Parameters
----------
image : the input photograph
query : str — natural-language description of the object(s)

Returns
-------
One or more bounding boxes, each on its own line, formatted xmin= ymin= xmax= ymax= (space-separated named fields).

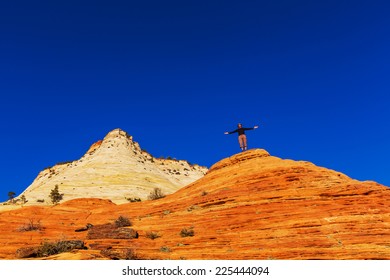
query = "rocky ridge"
xmin=0 ymin=149 xmax=389 ymax=260
xmin=12 ymin=128 xmax=207 ymax=205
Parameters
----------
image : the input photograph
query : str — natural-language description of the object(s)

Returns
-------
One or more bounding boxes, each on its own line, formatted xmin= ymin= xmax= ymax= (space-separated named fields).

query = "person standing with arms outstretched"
xmin=224 ymin=123 xmax=259 ymax=151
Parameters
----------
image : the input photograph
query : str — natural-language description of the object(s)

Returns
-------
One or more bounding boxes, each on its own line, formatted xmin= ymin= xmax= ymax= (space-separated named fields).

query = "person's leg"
xmin=238 ymin=135 xmax=244 ymax=150
xmin=242 ymin=135 xmax=247 ymax=150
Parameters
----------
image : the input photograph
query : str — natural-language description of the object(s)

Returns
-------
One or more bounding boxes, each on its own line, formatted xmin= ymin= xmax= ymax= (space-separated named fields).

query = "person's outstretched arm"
xmin=224 ymin=129 xmax=238 ymax=135
xmin=241 ymin=125 xmax=259 ymax=131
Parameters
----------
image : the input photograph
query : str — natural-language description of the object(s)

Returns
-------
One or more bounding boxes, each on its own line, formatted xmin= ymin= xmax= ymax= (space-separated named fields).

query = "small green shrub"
xmin=180 ymin=227 xmax=195 ymax=237
xmin=126 ymin=197 xmax=141 ymax=203
xmin=115 ymin=216 xmax=132 ymax=227
xmin=148 ymin=188 xmax=165 ymax=200
xmin=7 ymin=191 xmax=16 ymax=203
xmin=160 ymin=246 xmax=171 ymax=253
xmin=20 ymin=195 xmax=28 ymax=204
xmin=146 ymin=231 xmax=161 ymax=240
xmin=49 ymin=185 xmax=63 ymax=204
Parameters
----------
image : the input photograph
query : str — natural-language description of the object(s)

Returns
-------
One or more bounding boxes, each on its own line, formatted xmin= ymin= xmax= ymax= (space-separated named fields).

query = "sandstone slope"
xmin=10 ymin=128 xmax=207 ymax=206
xmin=0 ymin=149 xmax=389 ymax=260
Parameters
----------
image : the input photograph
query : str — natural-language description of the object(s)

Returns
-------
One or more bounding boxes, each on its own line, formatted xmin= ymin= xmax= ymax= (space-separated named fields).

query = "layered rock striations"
xmin=15 ymin=128 xmax=207 ymax=205
xmin=0 ymin=149 xmax=389 ymax=260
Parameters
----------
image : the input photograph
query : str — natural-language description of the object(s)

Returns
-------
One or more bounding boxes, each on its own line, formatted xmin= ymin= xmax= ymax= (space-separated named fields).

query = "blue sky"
xmin=0 ymin=0 xmax=389 ymax=202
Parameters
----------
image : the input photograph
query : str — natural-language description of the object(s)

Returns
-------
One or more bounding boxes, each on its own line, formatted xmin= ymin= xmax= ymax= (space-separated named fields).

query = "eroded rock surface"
xmin=1 ymin=149 xmax=389 ymax=260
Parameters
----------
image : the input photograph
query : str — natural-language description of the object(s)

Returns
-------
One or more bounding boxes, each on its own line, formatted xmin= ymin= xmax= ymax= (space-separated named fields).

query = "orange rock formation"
xmin=0 ymin=149 xmax=389 ymax=260
xmin=86 ymin=140 xmax=103 ymax=154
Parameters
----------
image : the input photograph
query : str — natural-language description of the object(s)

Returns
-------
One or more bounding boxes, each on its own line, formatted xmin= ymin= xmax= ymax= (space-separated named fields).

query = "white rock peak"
xmin=17 ymin=128 xmax=208 ymax=205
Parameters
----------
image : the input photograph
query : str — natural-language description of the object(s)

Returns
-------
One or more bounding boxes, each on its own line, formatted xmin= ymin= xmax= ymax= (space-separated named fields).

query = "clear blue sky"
xmin=1 ymin=0 xmax=389 ymax=202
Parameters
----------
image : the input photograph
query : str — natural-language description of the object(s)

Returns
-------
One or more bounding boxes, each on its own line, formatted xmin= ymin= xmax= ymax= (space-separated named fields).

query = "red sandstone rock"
xmin=0 ymin=149 xmax=389 ymax=260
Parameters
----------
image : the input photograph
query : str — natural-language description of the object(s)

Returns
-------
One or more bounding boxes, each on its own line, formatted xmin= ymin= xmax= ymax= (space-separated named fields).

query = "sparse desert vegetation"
xmin=146 ymin=231 xmax=161 ymax=240
xmin=180 ymin=227 xmax=195 ymax=237
xmin=114 ymin=215 xmax=132 ymax=227
xmin=49 ymin=185 xmax=63 ymax=204
xmin=148 ymin=187 xmax=165 ymax=200
xmin=18 ymin=219 xmax=43 ymax=232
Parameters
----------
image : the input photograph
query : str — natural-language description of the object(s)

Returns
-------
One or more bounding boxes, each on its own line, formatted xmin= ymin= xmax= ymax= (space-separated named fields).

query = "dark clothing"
xmin=228 ymin=127 xmax=254 ymax=136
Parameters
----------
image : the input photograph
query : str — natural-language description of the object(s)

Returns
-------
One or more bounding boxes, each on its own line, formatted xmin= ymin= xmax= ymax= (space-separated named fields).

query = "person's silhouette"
xmin=224 ymin=123 xmax=259 ymax=151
